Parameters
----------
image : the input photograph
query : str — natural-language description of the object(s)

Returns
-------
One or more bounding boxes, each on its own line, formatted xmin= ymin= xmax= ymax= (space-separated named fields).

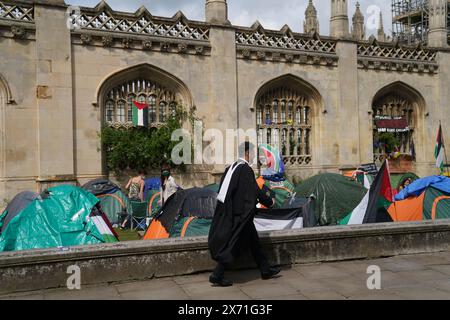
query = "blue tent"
xmin=144 ymin=177 xmax=161 ymax=200
xmin=395 ymin=176 xmax=450 ymax=201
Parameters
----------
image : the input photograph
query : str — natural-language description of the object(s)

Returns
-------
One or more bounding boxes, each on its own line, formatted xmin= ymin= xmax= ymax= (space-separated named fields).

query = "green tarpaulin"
xmin=0 ymin=185 xmax=117 ymax=252
xmin=294 ymin=173 xmax=367 ymax=226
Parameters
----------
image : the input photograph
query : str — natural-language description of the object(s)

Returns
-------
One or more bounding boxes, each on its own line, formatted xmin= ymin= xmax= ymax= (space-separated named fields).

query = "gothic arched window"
xmin=104 ymin=78 xmax=178 ymax=127
xmin=372 ymin=95 xmax=415 ymax=163
xmin=256 ymin=87 xmax=313 ymax=166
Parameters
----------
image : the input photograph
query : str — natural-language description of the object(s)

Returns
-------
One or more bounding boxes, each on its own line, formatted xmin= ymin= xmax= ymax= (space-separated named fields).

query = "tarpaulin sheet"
xmin=0 ymin=185 xmax=109 ymax=252
xmin=395 ymin=176 xmax=450 ymax=201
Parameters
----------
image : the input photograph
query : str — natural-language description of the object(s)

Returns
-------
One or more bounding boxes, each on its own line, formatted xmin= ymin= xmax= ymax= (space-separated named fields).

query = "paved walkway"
xmin=2 ymin=251 xmax=450 ymax=300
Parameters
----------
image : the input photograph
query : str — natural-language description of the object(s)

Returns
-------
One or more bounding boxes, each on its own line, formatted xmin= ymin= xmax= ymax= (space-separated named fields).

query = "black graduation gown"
xmin=208 ymin=162 xmax=273 ymax=264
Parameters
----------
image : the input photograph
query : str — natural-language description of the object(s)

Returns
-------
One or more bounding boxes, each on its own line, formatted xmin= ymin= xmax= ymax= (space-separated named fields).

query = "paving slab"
xmin=2 ymin=251 xmax=450 ymax=300
xmin=44 ymin=285 xmax=121 ymax=300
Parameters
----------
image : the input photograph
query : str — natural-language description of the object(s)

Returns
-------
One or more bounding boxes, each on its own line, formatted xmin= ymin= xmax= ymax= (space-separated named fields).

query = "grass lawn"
xmin=113 ymin=228 xmax=142 ymax=241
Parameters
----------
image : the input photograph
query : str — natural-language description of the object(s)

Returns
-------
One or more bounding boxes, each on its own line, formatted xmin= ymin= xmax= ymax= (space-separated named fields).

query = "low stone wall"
xmin=1 ymin=220 xmax=449 ymax=295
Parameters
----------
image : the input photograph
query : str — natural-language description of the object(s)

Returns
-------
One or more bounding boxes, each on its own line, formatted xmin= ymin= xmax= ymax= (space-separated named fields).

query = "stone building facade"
xmin=0 ymin=0 xmax=449 ymax=204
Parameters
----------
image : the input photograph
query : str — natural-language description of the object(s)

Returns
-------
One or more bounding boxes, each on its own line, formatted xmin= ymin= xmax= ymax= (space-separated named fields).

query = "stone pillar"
xmin=205 ymin=0 xmax=230 ymax=25
xmin=34 ymin=1 xmax=76 ymax=187
xmin=428 ymin=0 xmax=448 ymax=47
xmin=336 ymin=41 xmax=360 ymax=167
xmin=330 ymin=0 xmax=350 ymax=38
xmin=204 ymin=0 xmax=237 ymax=174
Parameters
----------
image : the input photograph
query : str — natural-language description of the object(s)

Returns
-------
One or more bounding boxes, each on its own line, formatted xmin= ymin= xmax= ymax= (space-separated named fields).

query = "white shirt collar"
xmin=238 ymin=158 xmax=249 ymax=165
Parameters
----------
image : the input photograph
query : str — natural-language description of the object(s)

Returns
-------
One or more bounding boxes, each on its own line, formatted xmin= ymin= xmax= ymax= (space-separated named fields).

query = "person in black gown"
xmin=208 ymin=142 xmax=281 ymax=287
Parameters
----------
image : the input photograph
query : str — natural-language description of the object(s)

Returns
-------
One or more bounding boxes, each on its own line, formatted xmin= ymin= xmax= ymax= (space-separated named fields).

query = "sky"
xmin=66 ymin=0 xmax=393 ymax=37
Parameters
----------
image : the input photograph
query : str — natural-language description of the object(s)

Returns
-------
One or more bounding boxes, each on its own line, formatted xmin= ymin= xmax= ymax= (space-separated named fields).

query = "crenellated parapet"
xmin=69 ymin=1 xmax=211 ymax=55
xmin=0 ymin=1 xmax=35 ymax=40
xmin=235 ymin=22 xmax=338 ymax=67
xmin=357 ymin=38 xmax=439 ymax=74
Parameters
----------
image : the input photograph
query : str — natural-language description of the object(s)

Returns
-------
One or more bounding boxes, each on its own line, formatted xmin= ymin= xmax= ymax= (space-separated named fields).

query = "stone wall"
xmin=0 ymin=1 xmax=449 ymax=203
xmin=0 ymin=220 xmax=449 ymax=295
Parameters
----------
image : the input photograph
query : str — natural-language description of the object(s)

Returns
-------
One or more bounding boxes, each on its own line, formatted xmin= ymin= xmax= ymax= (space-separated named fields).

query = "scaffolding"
xmin=392 ymin=0 xmax=429 ymax=45
xmin=392 ymin=0 xmax=450 ymax=45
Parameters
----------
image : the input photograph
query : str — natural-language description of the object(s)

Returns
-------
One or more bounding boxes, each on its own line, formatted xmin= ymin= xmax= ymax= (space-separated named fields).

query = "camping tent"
xmin=82 ymin=179 xmax=132 ymax=224
xmin=0 ymin=185 xmax=118 ymax=252
xmin=387 ymin=176 xmax=450 ymax=222
xmin=204 ymin=183 xmax=220 ymax=193
xmin=0 ymin=191 xmax=38 ymax=233
xmin=390 ymin=172 xmax=420 ymax=191
xmin=144 ymin=188 xmax=217 ymax=240
xmin=146 ymin=189 xmax=161 ymax=217
xmin=144 ymin=187 xmax=318 ymax=240
xmin=144 ymin=177 xmax=161 ymax=200
xmin=294 ymin=173 xmax=367 ymax=226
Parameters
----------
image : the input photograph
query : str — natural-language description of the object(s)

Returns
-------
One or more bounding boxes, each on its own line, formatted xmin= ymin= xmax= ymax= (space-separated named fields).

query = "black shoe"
xmin=209 ymin=274 xmax=233 ymax=287
xmin=261 ymin=267 xmax=281 ymax=280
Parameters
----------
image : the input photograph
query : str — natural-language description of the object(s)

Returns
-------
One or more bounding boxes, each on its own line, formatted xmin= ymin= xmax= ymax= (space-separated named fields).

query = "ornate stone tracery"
xmin=104 ymin=78 xmax=178 ymax=129
xmin=357 ymin=41 xmax=439 ymax=73
xmin=0 ymin=1 xmax=34 ymax=22
xmin=256 ymin=87 xmax=313 ymax=167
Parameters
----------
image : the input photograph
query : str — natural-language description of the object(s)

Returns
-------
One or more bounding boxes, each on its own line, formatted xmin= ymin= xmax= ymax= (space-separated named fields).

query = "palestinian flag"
xmin=435 ymin=124 xmax=445 ymax=173
xmin=343 ymin=160 xmax=394 ymax=225
xmin=89 ymin=214 xmax=118 ymax=243
xmin=258 ymin=144 xmax=285 ymax=175
xmin=132 ymin=101 xmax=149 ymax=127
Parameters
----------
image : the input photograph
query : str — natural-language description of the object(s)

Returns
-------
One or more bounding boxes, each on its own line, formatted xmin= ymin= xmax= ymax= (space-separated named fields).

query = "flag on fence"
xmin=132 ymin=101 xmax=149 ymax=127
xmin=435 ymin=124 xmax=445 ymax=173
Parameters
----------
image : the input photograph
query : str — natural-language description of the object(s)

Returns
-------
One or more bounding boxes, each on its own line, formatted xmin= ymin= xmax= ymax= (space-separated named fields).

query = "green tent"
xmin=146 ymin=189 xmax=161 ymax=217
xmin=294 ymin=173 xmax=367 ymax=226
xmin=0 ymin=185 xmax=118 ymax=252
xmin=423 ymin=187 xmax=450 ymax=220
xmin=390 ymin=172 xmax=420 ymax=191
xmin=204 ymin=183 xmax=220 ymax=193
xmin=97 ymin=189 xmax=133 ymax=224
xmin=170 ymin=217 xmax=212 ymax=238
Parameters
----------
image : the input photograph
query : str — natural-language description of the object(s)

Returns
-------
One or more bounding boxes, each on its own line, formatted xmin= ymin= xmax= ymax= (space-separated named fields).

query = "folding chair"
xmin=130 ymin=201 xmax=149 ymax=231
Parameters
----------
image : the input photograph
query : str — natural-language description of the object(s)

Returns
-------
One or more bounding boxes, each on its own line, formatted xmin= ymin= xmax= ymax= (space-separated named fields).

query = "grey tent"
xmin=1 ymin=191 xmax=38 ymax=233
xmin=82 ymin=179 xmax=120 ymax=196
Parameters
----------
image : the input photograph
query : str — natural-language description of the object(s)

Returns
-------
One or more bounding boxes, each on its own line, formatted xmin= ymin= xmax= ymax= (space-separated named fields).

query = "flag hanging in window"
xmin=132 ymin=101 xmax=149 ymax=127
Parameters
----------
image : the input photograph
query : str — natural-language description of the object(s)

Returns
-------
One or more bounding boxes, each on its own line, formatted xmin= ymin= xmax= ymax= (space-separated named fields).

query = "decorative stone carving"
xmin=11 ymin=25 xmax=26 ymax=39
xmin=236 ymin=27 xmax=336 ymax=54
xmin=72 ymin=8 xmax=209 ymax=41
xmin=177 ymin=43 xmax=187 ymax=53
xmin=160 ymin=42 xmax=170 ymax=52
xmin=357 ymin=41 xmax=438 ymax=74
xmin=242 ymin=49 xmax=251 ymax=59
xmin=285 ymin=54 xmax=294 ymax=63
xmin=80 ymin=34 xmax=92 ymax=45
xmin=0 ymin=2 xmax=34 ymax=22
xmin=142 ymin=40 xmax=152 ymax=50
xmin=122 ymin=37 xmax=132 ymax=49
xmin=195 ymin=45 xmax=204 ymax=55
xmin=102 ymin=35 xmax=113 ymax=47
xmin=256 ymin=51 xmax=266 ymax=60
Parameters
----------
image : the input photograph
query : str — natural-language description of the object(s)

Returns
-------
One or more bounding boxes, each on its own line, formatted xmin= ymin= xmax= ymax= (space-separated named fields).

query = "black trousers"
xmin=213 ymin=220 xmax=270 ymax=279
